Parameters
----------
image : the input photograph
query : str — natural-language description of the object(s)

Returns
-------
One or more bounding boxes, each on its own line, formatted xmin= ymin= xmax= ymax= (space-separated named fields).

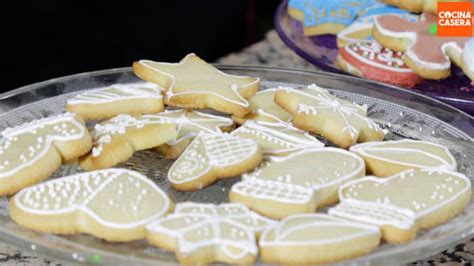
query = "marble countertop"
xmin=0 ymin=30 xmax=472 ymax=265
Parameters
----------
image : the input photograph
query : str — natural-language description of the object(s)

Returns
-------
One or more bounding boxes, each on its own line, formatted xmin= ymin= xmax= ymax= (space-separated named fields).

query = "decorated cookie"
xmin=231 ymin=88 xmax=292 ymax=125
xmin=168 ymin=132 xmax=262 ymax=190
xmin=259 ymin=214 xmax=381 ymax=264
xmin=146 ymin=202 xmax=275 ymax=265
xmin=337 ymin=41 xmax=422 ymax=88
xmin=66 ymin=83 xmax=164 ymax=120
xmin=337 ymin=4 xmax=415 ymax=47
xmin=350 ymin=139 xmax=457 ymax=177
xmin=10 ymin=169 xmax=172 ymax=242
xmin=149 ymin=110 xmax=233 ymax=159
xmin=303 ymin=0 xmax=376 ymax=36
xmin=133 ymin=53 xmax=260 ymax=117
xmin=231 ymin=120 xmax=324 ymax=156
xmin=274 ymin=84 xmax=385 ymax=148
xmin=373 ymin=13 xmax=469 ymax=80
xmin=230 ymin=148 xmax=365 ymax=219
xmin=329 ymin=168 xmax=471 ymax=243
xmin=79 ymin=114 xmax=177 ymax=170
xmin=0 ymin=113 xmax=91 ymax=195
xmin=380 ymin=0 xmax=464 ymax=13
xmin=463 ymin=38 xmax=474 ymax=82
xmin=287 ymin=0 xmax=308 ymax=21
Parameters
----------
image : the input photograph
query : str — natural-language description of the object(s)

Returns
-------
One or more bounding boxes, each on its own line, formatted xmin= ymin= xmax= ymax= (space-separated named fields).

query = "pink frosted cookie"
xmin=373 ymin=13 xmax=469 ymax=80
xmin=337 ymin=41 xmax=422 ymax=88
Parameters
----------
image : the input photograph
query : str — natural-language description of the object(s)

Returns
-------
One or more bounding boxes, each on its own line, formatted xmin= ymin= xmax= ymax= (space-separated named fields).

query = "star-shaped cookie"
xmin=150 ymin=110 xmax=233 ymax=159
xmin=133 ymin=53 xmax=260 ymax=117
xmin=146 ymin=202 xmax=275 ymax=265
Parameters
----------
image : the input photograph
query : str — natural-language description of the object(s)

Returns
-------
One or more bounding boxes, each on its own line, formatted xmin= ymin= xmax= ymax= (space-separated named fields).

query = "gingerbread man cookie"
xmin=168 ymin=132 xmax=262 ymax=190
xmin=373 ymin=13 xmax=469 ymax=79
xmin=150 ymin=110 xmax=233 ymax=159
xmin=337 ymin=4 xmax=414 ymax=47
xmin=231 ymin=88 xmax=292 ymax=125
xmin=133 ymin=53 xmax=260 ymax=117
xmin=329 ymin=169 xmax=471 ymax=243
xmin=259 ymin=214 xmax=381 ymax=264
xmin=230 ymin=148 xmax=365 ymax=219
xmin=231 ymin=120 xmax=324 ymax=156
xmin=0 ymin=113 xmax=91 ymax=195
xmin=350 ymin=139 xmax=457 ymax=177
xmin=11 ymin=169 xmax=172 ymax=242
xmin=79 ymin=114 xmax=177 ymax=170
xmin=275 ymin=84 xmax=385 ymax=148
xmin=337 ymin=41 xmax=422 ymax=88
xmin=146 ymin=202 xmax=274 ymax=265
xmin=66 ymin=83 xmax=164 ymax=120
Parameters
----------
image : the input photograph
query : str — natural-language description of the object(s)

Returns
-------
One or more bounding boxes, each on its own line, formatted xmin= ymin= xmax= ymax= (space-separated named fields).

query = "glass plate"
xmin=274 ymin=0 xmax=474 ymax=116
xmin=0 ymin=66 xmax=473 ymax=265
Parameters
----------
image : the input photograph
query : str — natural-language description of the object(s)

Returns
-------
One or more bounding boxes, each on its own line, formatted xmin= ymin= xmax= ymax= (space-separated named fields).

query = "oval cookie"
xmin=10 ymin=169 xmax=172 ymax=242
xmin=231 ymin=120 xmax=323 ymax=156
xmin=329 ymin=169 xmax=471 ymax=243
xmin=230 ymin=148 xmax=365 ymax=219
xmin=66 ymin=82 xmax=164 ymax=120
xmin=259 ymin=214 xmax=381 ymax=264
xmin=350 ymin=139 xmax=457 ymax=176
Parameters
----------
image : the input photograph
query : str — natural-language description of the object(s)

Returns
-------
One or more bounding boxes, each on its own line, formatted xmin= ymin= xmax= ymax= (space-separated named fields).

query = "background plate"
xmin=0 ymin=66 xmax=472 ymax=265
xmin=274 ymin=0 xmax=474 ymax=115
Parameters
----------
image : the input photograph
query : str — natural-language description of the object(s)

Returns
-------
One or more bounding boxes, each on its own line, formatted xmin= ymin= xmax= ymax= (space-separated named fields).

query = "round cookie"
xmin=337 ymin=41 xmax=422 ymax=88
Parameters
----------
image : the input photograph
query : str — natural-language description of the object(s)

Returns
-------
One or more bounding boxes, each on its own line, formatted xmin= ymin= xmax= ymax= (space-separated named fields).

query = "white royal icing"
xmin=67 ymin=82 xmax=162 ymax=105
xmin=290 ymin=84 xmax=385 ymax=143
xmin=0 ymin=113 xmax=86 ymax=179
xmin=146 ymin=110 xmax=232 ymax=146
xmin=14 ymin=169 xmax=171 ymax=229
xmin=350 ymin=139 xmax=457 ymax=171
xmin=329 ymin=168 xmax=471 ymax=230
xmin=137 ymin=53 xmax=259 ymax=108
xmin=231 ymin=120 xmax=324 ymax=155
xmin=146 ymin=202 xmax=275 ymax=260
xmin=231 ymin=148 xmax=365 ymax=206
xmin=463 ymin=38 xmax=474 ymax=74
xmin=91 ymin=114 xmax=168 ymax=157
xmin=259 ymin=213 xmax=380 ymax=246
xmin=168 ymin=132 xmax=259 ymax=185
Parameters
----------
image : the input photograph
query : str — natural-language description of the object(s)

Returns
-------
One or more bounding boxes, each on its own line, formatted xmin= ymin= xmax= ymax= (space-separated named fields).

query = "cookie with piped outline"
xmin=149 ymin=110 xmax=233 ymax=159
xmin=230 ymin=148 xmax=365 ymax=219
xmin=350 ymin=139 xmax=457 ymax=177
xmin=168 ymin=132 xmax=262 ymax=191
xmin=275 ymin=84 xmax=385 ymax=148
xmin=373 ymin=13 xmax=469 ymax=80
xmin=11 ymin=169 xmax=173 ymax=242
xmin=231 ymin=88 xmax=292 ymax=125
xmin=259 ymin=214 xmax=381 ymax=264
xmin=79 ymin=114 xmax=176 ymax=170
xmin=146 ymin=202 xmax=275 ymax=265
xmin=329 ymin=168 xmax=471 ymax=243
xmin=133 ymin=53 xmax=259 ymax=117
xmin=0 ymin=113 xmax=91 ymax=195
xmin=66 ymin=83 xmax=164 ymax=120
xmin=231 ymin=120 xmax=323 ymax=156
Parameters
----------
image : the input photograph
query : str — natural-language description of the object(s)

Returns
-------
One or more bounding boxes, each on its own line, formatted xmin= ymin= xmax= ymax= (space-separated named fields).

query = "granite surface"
xmin=0 ymin=30 xmax=472 ymax=265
